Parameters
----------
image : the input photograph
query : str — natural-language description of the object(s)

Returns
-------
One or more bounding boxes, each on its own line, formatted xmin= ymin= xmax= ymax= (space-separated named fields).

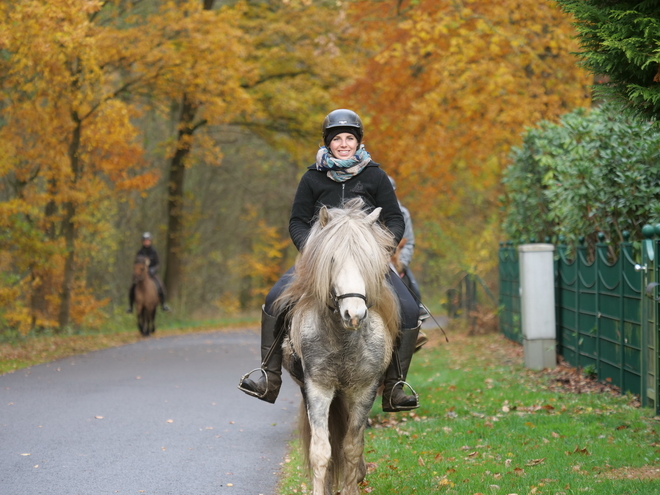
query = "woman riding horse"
xmin=127 ymin=232 xmax=170 ymax=314
xmin=238 ymin=109 xmax=421 ymax=412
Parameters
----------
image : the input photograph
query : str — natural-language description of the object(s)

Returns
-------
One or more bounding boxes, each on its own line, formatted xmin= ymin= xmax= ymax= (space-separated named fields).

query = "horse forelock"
xmin=134 ymin=255 xmax=149 ymax=266
xmin=277 ymin=199 xmax=400 ymax=338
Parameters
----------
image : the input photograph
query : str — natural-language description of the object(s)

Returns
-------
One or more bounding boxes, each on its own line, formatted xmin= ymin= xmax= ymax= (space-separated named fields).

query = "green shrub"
xmin=501 ymin=102 xmax=660 ymax=246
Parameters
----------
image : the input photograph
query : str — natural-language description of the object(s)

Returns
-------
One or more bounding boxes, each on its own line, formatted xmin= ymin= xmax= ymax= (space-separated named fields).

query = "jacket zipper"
xmin=342 ymin=183 xmax=345 ymax=203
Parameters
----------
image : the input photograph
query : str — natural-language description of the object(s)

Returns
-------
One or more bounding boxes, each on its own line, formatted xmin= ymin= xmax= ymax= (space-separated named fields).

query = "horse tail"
xmin=298 ymin=394 xmax=349 ymax=492
xmin=298 ymin=400 xmax=311 ymax=471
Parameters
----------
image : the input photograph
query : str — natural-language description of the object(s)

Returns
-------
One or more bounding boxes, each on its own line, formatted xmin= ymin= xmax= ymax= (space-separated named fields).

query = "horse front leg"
xmin=150 ymin=308 xmax=157 ymax=334
xmin=137 ymin=307 xmax=145 ymax=335
xmin=342 ymin=387 xmax=378 ymax=494
xmin=305 ymin=382 xmax=334 ymax=495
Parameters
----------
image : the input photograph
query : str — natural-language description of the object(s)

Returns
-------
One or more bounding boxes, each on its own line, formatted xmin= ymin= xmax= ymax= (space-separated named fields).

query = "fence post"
xmin=642 ymin=224 xmax=659 ymax=413
xmin=519 ymin=243 xmax=557 ymax=370
xmin=654 ymin=225 xmax=660 ymax=415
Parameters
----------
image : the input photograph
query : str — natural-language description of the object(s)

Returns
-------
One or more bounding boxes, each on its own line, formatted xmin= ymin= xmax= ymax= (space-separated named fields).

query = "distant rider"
xmin=388 ymin=177 xmax=428 ymax=316
xmin=389 ymin=176 xmax=429 ymax=350
xmin=127 ymin=232 xmax=171 ymax=313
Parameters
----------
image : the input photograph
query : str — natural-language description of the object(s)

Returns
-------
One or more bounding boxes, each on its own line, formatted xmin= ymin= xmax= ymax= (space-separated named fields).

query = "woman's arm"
xmin=289 ymin=173 xmax=316 ymax=252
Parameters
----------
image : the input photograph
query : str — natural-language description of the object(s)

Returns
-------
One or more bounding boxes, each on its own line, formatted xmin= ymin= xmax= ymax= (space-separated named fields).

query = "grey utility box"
xmin=518 ymin=243 xmax=557 ymax=370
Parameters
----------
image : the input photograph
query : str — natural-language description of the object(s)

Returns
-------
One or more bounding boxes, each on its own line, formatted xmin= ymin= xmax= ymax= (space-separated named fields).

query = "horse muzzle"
xmin=332 ymin=292 xmax=369 ymax=330
xmin=340 ymin=306 xmax=368 ymax=331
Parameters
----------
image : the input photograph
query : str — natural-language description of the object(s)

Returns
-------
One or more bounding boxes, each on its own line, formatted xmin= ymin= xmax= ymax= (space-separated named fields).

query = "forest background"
xmin=0 ymin=0 xmax=592 ymax=334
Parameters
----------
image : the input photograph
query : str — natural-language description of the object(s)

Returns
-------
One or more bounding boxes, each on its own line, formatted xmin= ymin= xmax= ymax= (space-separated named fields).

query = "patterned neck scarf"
xmin=315 ymin=144 xmax=371 ymax=183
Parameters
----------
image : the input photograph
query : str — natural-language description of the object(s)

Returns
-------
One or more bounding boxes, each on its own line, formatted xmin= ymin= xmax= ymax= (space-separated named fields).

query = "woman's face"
xmin=329 ymin=132 xmax=358 ymax=160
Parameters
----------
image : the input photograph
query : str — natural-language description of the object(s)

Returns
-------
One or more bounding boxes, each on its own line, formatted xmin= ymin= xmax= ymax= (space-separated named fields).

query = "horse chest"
xmin=299 ymin=328 xmax=387 ymax=385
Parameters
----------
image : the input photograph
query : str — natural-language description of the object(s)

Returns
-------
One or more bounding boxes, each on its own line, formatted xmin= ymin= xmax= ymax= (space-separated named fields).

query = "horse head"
xmin=133 ymin=255 xmax=150 ymax=283
xmin=319 ymin=204 xmax=384 ymax=331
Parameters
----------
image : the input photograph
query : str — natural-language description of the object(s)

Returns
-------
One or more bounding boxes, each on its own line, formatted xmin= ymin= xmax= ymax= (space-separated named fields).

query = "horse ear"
xmin=319 ymin=206 xmax=330 ymax=227
xmin=365 ymin=207 xmax=382 ymax=225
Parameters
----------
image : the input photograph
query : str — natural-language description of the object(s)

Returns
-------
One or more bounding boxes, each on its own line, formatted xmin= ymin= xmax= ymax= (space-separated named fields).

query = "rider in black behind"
xmin=127 ymin=232 xmax=171 ymax=313
xmin=238 ymin=109 xmax=421 ymax=412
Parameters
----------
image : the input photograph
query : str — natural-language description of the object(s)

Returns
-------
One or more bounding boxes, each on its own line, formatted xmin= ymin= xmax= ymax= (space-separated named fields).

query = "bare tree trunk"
xmin=163 ymin=0 xmax=214 ymax=306
xmin=58 ymin=203 xmax=77 ymax=330
xmin=164 ymin=93 xmax=203 ymax=304
xmin=32 ymin=179 xmax=60 ymax=329
xmin=58 ymin=112 xmax=82 ymax=331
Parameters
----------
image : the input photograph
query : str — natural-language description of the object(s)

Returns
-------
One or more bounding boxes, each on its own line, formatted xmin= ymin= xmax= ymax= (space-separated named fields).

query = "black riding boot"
xmin=237 ymin=307 xmax=284 ymax=404
xmin=126 ymin=284 xmax=135 ymax=313
xmin=382 ymin=323 xmax=421 ymax=412
xmin=152 ymin=277 xmax=171 ymax=312
xmin=158 ymin=290 xmax=171 ymax=312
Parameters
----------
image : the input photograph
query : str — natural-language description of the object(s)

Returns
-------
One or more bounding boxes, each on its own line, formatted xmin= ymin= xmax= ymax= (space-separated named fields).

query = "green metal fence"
xmin=555 ymin=233 xmax=643 ymax=399
xmin=498 ymin=242 xmax=521 ymax=344
xmin=498 ymin=228 xmax=660 ymax=414
xmin=641 ymin=225 xmax=660 ymax=413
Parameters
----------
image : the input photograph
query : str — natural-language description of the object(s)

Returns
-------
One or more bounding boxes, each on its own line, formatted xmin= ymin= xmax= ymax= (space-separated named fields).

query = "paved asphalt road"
xmin=0 ymin=329 xmax=301 ymax=495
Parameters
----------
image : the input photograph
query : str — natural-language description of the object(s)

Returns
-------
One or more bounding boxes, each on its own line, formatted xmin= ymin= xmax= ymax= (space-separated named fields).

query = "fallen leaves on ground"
xmin=542 ymin=358 xmax=630 ymax=399
xmin=598 ymin=466 xmax=660 ymax=480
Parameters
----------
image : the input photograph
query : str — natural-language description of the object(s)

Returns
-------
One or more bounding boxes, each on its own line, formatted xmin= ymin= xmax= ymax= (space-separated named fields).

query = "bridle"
xmin=330 ymin=291 xmax=371 ymax=313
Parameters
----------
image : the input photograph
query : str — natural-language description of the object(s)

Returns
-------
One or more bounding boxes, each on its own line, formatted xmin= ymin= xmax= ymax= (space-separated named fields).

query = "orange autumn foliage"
xmin=343 ymin=0 xmax=592 ymax=276
xmin=236 ymin=206 xmax=291 ymax=303
xmin=0 ymin=0 xmax=158 ymax=331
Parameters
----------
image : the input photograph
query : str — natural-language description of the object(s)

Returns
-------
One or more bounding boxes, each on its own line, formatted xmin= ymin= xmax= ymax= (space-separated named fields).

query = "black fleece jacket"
xmin=289 ymin=161 xmax=405 ymax=251
xmin=137 ymin=245 xmax=160 ymax=272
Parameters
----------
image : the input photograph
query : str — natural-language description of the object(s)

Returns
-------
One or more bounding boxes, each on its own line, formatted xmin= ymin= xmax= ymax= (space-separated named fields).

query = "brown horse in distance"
xmin=133 ymin=255 xmax=159 ymax=336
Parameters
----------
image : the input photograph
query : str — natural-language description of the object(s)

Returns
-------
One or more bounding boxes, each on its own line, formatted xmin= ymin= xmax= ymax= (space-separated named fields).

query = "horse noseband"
xmin=330 ymin=292 xmax=371 ymax=313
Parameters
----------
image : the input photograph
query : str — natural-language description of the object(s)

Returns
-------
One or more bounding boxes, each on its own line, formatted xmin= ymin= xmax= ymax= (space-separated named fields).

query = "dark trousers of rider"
xmin=402 ymin=266 xmax=422 ymax=305
xmin=265 ymin=266 xmax=419 ymax=329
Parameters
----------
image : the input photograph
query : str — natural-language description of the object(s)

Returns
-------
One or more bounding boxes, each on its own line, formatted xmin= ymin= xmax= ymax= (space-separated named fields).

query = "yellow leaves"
xmin=342 ymin=0 xmax=592 ymax=277
xmin=235 ymin=206 xmax=290 ymax=300
xmin=438 ymin=477 xmax=455 ymax=487
xmin=0 ymin=1 xmax=175 ymax=329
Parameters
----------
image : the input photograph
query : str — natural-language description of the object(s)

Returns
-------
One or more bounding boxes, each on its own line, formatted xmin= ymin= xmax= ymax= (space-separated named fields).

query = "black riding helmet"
xmin=322 ymin=109 xmax=364 ymax=148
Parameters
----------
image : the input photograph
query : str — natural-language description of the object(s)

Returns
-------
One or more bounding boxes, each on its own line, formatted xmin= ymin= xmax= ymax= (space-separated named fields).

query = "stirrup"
xmin=237 ymin=368 xmax=270 ymax=399
xmin=387 ymin=379 xmax=419 ymax=411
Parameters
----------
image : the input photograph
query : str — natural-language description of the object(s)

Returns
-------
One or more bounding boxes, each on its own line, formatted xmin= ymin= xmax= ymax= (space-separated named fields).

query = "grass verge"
xmin=278 ymin=324 xmax=660 ymax=494
xmin=0 ymin=311 xmax=259 ymax=375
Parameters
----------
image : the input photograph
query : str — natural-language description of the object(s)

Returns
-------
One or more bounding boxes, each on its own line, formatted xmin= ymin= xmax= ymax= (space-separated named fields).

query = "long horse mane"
xmin=276 ymin=198 xmax=400 ymax=337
